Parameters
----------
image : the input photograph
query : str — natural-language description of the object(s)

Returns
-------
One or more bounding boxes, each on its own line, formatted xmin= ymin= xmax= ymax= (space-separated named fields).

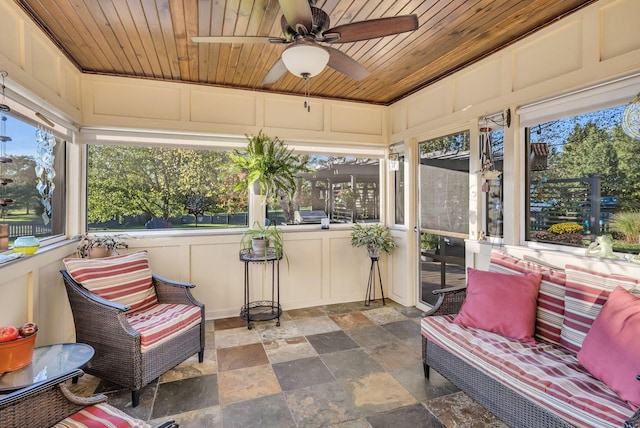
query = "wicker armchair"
xmin=0 ymin=369 xmax=177 ymax=428
xmin=61 ymin=270 xmax=205 ymax=407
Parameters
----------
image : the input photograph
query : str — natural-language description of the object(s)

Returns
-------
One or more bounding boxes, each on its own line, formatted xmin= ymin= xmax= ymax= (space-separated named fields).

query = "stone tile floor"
xmin=69 ymin=300 xmax=506 ymax=428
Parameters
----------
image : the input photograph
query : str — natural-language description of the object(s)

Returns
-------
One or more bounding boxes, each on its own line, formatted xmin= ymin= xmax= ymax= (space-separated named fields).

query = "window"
xmin=0 ymin=114 xmax=65 ymax=245
xmin=481 ymin=127 xmax=504 ymax=238
xmin=267 ymin=155 xmax=380 ymax=225
xmin=525 ymin=103 xmax=639 ymax=252
xmin=87 ymin=145 xmax=248 ymax=231
xmin=393 ymin=153 xmax=405 ymax=225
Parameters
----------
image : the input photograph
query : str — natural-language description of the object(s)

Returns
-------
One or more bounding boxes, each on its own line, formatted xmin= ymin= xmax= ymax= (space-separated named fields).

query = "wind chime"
xmin=0 ymin=70 xmax=13 ymax=250
xmin=479 ymin=119 xmax=502 ymax=193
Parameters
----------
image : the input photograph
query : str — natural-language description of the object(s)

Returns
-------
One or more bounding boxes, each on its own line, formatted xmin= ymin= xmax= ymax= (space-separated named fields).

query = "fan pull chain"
xmin=302 ymin=72 xmax=311 ymax=112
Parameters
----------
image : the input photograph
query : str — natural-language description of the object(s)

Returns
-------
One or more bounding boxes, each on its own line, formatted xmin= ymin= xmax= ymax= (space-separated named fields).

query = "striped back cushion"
xmin=63 ymin=251 xmax=158 ymax=313
xmin=488 ymin=251 xmax=566 ymax=345
xmin=560 ymin=264 xmax=640 ymax=352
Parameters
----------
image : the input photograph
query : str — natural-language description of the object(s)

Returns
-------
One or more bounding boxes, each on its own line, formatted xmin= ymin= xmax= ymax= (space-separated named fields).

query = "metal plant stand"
xmin=365 ymin=255 xmax=385 ymax=306
xmin=239 ymin=248 xmax=282 ymax=330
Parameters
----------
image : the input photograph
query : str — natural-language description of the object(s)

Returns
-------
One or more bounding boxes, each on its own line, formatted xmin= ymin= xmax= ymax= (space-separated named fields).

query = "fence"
xmin=8 ymin=222 xmax=52 ymax=238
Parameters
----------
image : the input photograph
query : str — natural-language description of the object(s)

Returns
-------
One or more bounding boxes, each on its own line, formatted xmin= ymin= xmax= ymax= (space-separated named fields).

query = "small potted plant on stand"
xmin=240 ymin=221 xmax=284 ymax=260
xmin=350 ymin=223 xmax=396 ymax=259
xmin=350 ymin=223 xmax=396 ymax=306
xmin=420 ymin=233 xmax=439 ymax=261
xmin=76 ymin=233 xmax=128 ymax=258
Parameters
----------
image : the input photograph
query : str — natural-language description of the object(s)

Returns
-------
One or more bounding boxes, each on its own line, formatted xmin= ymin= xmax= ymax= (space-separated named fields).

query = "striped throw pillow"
xmin=560 ymin=264 xmax=640 ymax=352
xmin=54 ymin=402 xmax=149 ymax=427
xmin=488 ymin=250 xmax=566 ymax=344
xmin=63 ymin=251 xmax=158 ymax=313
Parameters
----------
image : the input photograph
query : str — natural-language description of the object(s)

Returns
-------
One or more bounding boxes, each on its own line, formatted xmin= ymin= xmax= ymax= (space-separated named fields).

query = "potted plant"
xmin=240 ymin=221 xmax=285 ymax=260
xmin=229 ymin=130 xmax=308 ymax=204
xmin=76 ymin=233 xmax=128 ymax=258
xmin=420 ymin=233 xmax=439 ymax=261
xmin=350 ymin=223 xmax=396 ymax=259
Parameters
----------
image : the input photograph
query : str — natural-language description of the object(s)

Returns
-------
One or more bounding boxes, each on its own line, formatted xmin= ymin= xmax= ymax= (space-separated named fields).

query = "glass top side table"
xmin=0 ymin=343 xmax=94 ymax=392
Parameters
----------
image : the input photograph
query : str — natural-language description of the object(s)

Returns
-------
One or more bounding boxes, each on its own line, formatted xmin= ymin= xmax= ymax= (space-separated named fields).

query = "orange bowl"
xmin=0 ymin=332 xmax=37 ymax=372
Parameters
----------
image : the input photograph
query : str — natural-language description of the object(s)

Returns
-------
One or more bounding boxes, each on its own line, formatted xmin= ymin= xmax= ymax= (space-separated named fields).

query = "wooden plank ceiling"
xmin=14 ymin=0 xmax=596 ymax=105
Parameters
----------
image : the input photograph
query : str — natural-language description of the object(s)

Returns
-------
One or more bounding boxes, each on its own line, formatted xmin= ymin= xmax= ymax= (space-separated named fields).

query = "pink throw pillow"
xmin=454 ymin=268 xmax=542 ymax=344
xmin=578 ymin=286 xmax=640 ymax=409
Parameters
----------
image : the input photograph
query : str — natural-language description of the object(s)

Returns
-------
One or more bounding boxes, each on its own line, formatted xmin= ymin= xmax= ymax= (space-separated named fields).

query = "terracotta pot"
xmin=88 ymin=246 xmax=113 ymax=258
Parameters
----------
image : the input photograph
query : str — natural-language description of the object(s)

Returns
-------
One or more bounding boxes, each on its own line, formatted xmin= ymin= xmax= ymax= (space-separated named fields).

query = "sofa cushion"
xmin=422 ymin=315 xmax=635 ymax=427
xmin=561 ymin=264 xmax=640 ymax=352
xmin=488 ymin=250 xmax=566 ymax=344
xmin=53 ymin=402 xmax=149 ymax=427
xmin=126 ymin=303 xmax=202 ymax=352
xmin=578 ymin=286 xmax=640 ymax=409
xmin=454 ymin=268 xmax=541 ymax=344
xmin=63 ymin=251 xmax=158 ymax=313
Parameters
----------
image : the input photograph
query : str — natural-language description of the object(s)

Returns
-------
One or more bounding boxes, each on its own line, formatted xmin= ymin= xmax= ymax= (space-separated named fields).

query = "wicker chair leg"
xmin=132 ymin=390 xmax=141 ymax=408
xmin=198 ymin=349 xmax=204 ymax=363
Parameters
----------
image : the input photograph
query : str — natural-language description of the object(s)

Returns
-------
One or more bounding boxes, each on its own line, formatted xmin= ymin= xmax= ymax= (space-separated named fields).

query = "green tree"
xmin=612 ymin=125 xmax=640 ymax=209
xmin=553 ymin=122 xmax=620 ymax=196
xmin=87 ymin=146 xmax=245 ymax=224
xmin=3 ymin=155 xmax=40 ymax=215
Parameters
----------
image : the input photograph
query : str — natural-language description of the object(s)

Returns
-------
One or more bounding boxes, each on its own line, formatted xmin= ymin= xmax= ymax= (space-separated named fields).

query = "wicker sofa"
xmin=0 ymin=369 xmax=176 ymax=428
xmin=421 ymin=251 xmax=640 ymax=428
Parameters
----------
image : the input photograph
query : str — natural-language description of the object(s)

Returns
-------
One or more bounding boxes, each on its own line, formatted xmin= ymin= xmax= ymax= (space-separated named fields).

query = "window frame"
xmin=518 ymin=74 xmax=640 ymax=250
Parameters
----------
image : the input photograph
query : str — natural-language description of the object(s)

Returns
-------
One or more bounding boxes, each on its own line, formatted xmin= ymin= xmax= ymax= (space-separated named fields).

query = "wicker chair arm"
xmin=59 ymin=382 xmax=107 ymax=405
xmin=423 ymin=285 xmax=467 ymax=317
xmin=0 ymin=369 xmax=90 ymax=428
xmin=153 ymin=274 xmax=203 ymax=308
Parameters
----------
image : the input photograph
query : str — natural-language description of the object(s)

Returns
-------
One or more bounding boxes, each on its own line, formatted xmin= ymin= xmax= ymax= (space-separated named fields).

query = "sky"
xmin=1 ymin=114 xmax=39 ymax=156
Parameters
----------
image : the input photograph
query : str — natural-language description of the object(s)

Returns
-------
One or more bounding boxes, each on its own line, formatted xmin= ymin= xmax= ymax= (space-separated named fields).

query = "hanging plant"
xmin=229 ymin=130 xmax=308 ymax=204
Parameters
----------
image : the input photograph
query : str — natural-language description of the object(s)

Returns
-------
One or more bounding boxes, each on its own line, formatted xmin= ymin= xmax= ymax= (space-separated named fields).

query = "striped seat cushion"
xmin=63 ymin=251 xmax=158 ymax=313
xmin=421 ymin=315 xmax=635 ymax=427
xmin=126 ymin=303 xmax=201 ymax=352
xmin=54 ymin=402 xmax=150 ymax=427
xmin=488 ymin=251 xmax=566 ymax=344
xmin=560 ymin=264 xmax=640 ymax=352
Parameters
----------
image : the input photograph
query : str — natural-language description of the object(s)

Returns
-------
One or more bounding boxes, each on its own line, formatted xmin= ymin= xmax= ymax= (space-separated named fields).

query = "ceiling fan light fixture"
xmin=281 ymin=44 xmax=329 ymax=78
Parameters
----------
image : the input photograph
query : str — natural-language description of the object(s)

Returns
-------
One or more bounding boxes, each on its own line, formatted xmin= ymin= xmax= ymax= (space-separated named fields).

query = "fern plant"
xmin=229 ymin=130 xmax=308 ymax=204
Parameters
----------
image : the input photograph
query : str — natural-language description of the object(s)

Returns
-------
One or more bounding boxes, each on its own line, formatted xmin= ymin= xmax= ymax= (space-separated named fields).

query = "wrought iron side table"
xmin=239 ymin=248 xmax=282 ymax=330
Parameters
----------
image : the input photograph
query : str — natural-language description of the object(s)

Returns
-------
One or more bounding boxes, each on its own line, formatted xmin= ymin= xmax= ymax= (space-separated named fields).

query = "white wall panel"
xmin=601 ymin=0 xmax=640 ymax=61
xmin=92 ymin=82 xmax=181 ymax=120
xmin=407 ymin=86 xmax=448 ymax=129
xmin=330 ymin=104 xmax=383 ymax=136
xmin=454 ymin=59 xmax=502 ymax=111
xmin=264 ymin=98 xmax=324 ymax=131
xmin=191 ymin=91 xmax=256 ymax=126
xmin=513 ymin=21 xmax=583 ymax=91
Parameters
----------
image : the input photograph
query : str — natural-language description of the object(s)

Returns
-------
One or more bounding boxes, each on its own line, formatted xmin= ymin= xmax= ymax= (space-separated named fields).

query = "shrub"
xmin=548 ymin=222 xmax=584 ymax=235
xmin=609 ymin=211 xmax=640 ymax=243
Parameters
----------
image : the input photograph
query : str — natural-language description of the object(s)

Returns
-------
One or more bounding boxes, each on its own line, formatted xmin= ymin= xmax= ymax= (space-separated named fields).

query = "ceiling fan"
xmin=192 ymin=0 xmax=419 ymax=85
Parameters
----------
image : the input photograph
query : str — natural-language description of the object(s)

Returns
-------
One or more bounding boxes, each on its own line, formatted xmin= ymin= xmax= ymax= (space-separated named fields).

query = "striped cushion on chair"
xmin=63 ymin=251 xmax=158 ymax=313
xmin=126 ymin=303 xmax=202 ymax=352
xmin=54 ymin=402 xmax=150 ymax=427
xmin=488 ymin=250 xmax=566 ymax=344
xmin=560 ymin=264 xmax=640 ymax=352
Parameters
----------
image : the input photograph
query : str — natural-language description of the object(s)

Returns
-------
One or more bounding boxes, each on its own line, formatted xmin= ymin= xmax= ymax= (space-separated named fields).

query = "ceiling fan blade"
xmin=278 ymin=0 xmax=313 ymax=33
xmin=262 ymin=58 xmax=289 ymax=85
xmin=326 ymin=47 xmax=369 ymax=81
xmin=191 ymin=36 xmax=287 ymax=44
xmin=324 ymin=15 xmax=419 ymax=44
